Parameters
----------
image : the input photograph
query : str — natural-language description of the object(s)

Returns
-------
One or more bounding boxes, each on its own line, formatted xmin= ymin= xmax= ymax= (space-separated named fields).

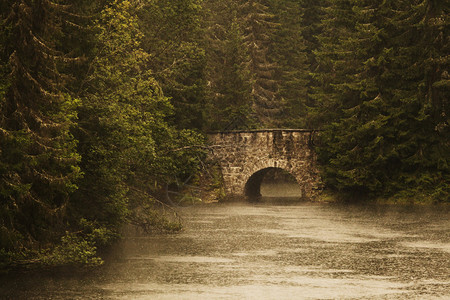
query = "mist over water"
xmin=2 ymin=195 xmax=449 ymax=299
xmin=259 ymin=168 xmax=304 ymax=199
xmin=261 ymin=182 xmax=303 ymax=198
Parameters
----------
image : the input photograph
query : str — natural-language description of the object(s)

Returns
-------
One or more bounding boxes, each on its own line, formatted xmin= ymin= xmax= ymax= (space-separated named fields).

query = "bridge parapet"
xmin=207 ymin=129 xmax=322 ymax=199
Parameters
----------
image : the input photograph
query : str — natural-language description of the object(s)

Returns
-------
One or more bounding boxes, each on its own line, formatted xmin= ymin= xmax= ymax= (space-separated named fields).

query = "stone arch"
xmin=244 ymin=167 xmax=301 ymax=200
xmin=207 ymin=130 xmax=322 ymax=200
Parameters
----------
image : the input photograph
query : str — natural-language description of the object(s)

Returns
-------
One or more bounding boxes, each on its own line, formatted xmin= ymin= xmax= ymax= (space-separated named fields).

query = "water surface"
xmin=1 ymin=201 xmax=449 ymax=299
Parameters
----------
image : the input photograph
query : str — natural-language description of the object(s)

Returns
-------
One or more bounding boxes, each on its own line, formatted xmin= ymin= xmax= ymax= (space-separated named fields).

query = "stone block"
xmin=208 ymin=130 xmax=322 ymax=200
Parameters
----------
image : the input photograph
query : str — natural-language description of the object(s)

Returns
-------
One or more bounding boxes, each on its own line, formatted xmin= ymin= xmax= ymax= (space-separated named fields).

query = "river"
xmin=1 ymin=199 xmax=449 ymax=299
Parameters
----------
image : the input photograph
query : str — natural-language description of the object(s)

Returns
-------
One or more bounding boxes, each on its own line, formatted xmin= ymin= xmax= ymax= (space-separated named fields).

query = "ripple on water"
xmin=400 ymin=241 xmax=450 ymax=253
xmin=99 ymin=277 xmax=410 ymax=300
xmin=1 ymin=202 xmax=449 ymax=300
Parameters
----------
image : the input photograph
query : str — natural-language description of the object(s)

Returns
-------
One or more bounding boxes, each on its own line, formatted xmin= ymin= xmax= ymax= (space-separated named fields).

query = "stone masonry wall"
xmin=207 ymin=129 xmax=322 ymax=199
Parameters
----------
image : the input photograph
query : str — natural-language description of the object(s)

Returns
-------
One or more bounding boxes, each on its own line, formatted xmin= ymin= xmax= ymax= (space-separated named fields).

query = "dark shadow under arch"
xmin=244 ymin=167 xmax=300 ymax=201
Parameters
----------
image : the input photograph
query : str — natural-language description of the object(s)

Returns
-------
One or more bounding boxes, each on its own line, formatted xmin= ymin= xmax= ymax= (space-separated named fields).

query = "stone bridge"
xmin=207 ymin=129 xmax=322 ymax=200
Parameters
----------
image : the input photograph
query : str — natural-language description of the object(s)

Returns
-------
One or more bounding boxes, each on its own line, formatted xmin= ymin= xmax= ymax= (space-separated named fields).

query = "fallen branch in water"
xmin=127 ymin=186 xmax=183 ymax=233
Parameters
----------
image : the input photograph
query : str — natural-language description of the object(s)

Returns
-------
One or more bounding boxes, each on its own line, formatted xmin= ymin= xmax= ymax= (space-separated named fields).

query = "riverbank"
xmin=317 ymin=190 xmax=449 ymax=206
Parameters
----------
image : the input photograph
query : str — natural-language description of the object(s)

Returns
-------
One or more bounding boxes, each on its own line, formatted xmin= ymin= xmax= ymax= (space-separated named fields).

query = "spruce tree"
xmin=314 ymin=0 xmax=449 ymax=201
xmin=269 ymin=0 xmax=310 ymax=128
xmin=308 ymin=0 xmax=357 ymax=129
xmin=137 ymin=0 xmax=207 ymax=130
xmin=71 ymin=0 xmax=205 ymax=230
xmin=203 ymin=0 xmax=254 ymax=130
xmin=238 ymin=0 xmax=281 ymax=127
xmin=0 ymin=0 xmax=81 ymax=250
xmin=386 ymin=0 xmax=449 ymax=199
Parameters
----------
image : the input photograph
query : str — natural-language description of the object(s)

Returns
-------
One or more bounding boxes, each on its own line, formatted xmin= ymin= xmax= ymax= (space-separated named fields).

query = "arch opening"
xmin=244 ymin=167 xmax=303 ymax=201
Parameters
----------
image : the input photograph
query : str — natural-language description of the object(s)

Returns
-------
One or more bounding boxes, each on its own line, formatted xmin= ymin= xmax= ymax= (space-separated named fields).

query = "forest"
xmin=0 ymin=0 xmax=448 ymax=267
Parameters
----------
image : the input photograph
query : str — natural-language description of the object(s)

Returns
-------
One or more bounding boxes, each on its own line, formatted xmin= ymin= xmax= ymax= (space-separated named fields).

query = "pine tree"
xmin=322 ymin=0 xmax=400 ymax=195
xmin=385 ymin=0 xmax=449 ymax=199
xmin=71 ymin=0 xmax=205 ymax=229
xmin=238 ymin=0 xmax=281 ymax=127
xmin=314 ymin=0 xmax=449 ymax=201
xmin=203 ymin=0 xmax=254 ymax=130
xmin=137 ymin=0 xmax=207 ymax=130
xmin=0 ymin=0 xmax=81 ymax=250
xmin=269 ymin=0 xmax=310 ymax=128
xmin=300 ymin=0 xmax=325 ymax=68
xmin=307 ymin=0 xmax=357 ymax=129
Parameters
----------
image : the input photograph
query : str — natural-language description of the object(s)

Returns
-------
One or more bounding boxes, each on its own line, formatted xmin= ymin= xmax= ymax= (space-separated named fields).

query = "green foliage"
xmin=313 ymin=0 xmax=449 ymax=202
xmin=203 ymin=0 xmax=255 ymax=130
xmin=72 ymin=0 xmax=206 ymax=232
xmin=42 ymin=233 xmax=103 ymax=266
xmin=138 ymin=0 xmax=207 ymax=130
xmin=1 ymin=0 xmax=207 ymax=268
xmin=203 ymin=0 xmax=291 ymax=129
xmin=0 ymin=0 xmax=82 ymax=251
xmin=239 ymin=0 xmax=282 ymax=127
xmin=269 ymin=0 xmax=310 ymax=128
xmin=38 ymin=218 xmax=115 ymax=267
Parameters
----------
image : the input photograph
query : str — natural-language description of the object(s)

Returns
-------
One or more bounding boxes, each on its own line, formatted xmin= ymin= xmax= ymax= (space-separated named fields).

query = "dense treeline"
xmin=0 ymin=0 xmax=205 ymax=266
xmin=311 ymin=0 xmax=449 ymax=202
xmin=0 ymin=0 xmax=448 ymax=267
xmin=205 ymin=0 xmax=448 ymax=201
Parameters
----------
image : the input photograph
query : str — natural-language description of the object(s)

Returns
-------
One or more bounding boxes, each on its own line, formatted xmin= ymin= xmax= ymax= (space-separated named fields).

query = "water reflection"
xmin=1 ymin=201 xmax=449 ymax=299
